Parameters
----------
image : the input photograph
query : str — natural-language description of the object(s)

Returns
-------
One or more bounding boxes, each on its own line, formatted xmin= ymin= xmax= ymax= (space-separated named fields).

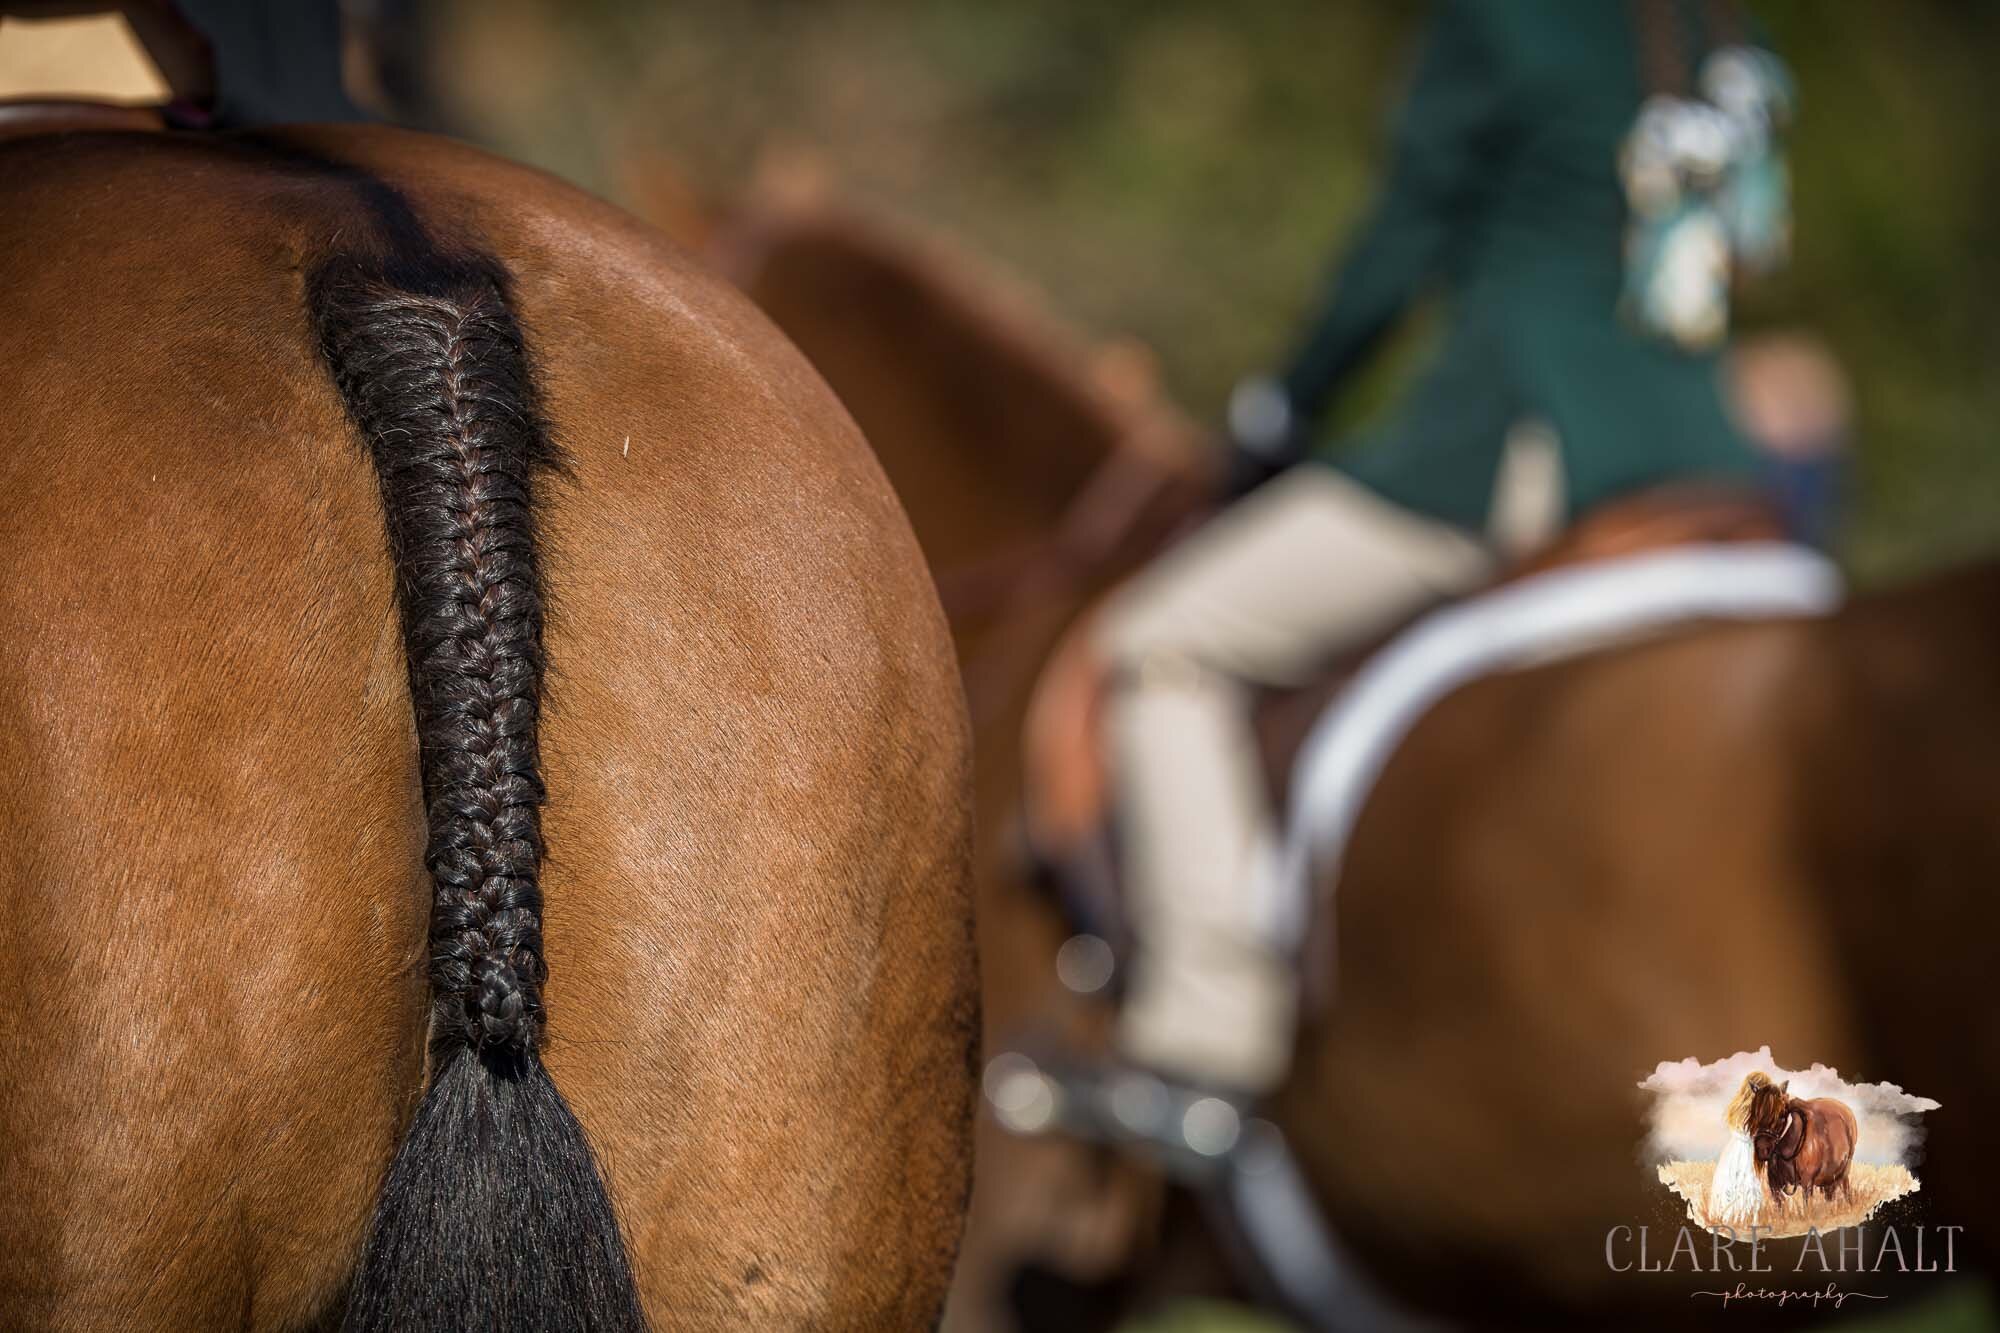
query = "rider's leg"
xmin=1097 ymin=464 xmax=1492 ymax=1093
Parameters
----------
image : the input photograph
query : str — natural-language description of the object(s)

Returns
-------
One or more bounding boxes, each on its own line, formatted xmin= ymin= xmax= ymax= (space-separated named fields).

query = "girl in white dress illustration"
xmin=1706 ymin=1072 xmax=1773 ymax=1225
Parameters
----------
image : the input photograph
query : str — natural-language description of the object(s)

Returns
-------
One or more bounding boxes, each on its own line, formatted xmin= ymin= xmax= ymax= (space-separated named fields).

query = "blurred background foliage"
xmin=426 ymin=0 xmax=1996 ymax=581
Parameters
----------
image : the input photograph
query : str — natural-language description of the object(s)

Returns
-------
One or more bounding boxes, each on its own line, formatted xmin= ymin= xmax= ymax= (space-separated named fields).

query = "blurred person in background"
xmin=1091 ymin=0 xmax=1800 ymax=1109
xmin=1728 ymin=330 xmax=1853 ymax=550
xmin=0 ymin=0 xmax=365 ymax=125
xmin=168 ymin=0 xmax=361 ymax=125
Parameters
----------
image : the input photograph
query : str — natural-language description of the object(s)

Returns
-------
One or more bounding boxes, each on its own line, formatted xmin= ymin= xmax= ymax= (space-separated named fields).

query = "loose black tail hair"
xmin=312 ymin=246 xmax=648 ymax=1333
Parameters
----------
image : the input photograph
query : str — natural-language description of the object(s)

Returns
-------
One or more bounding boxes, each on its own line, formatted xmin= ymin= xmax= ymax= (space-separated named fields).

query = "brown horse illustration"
xmin=0 ymin=126 xmax=975 ymax=1329
xmin=697 ymin=186 xmax=1999 ymax=1326
xmin=1742 ymin=1073 xmax=1859 ymax=1207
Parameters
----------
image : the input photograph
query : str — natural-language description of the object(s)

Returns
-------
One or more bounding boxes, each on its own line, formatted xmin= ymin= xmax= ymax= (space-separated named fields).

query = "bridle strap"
xmin=1755 ymin=1105 xmax=1805 ymax=1161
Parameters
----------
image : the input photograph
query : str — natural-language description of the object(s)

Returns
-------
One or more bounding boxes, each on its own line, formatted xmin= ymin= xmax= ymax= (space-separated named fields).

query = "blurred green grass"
xmin=432 ymin=0 xmax=1997 ymax=582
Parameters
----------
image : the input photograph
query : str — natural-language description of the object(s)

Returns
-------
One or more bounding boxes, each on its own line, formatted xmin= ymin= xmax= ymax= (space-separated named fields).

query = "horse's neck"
xmin=1778 ymin=1103 xmax=1803 ymax=1144
xmin=719 ymin=214 xmax=1139 ymax=572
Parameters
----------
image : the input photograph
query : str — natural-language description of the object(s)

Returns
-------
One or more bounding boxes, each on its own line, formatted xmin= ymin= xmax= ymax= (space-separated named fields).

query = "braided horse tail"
xmin=311 ymin=244 xmax=647 ymax=1332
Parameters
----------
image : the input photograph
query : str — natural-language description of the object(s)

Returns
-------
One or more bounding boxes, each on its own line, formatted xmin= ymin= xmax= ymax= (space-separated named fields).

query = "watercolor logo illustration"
xmin=1642 ymin=1047 xmax=1939 ymax=1238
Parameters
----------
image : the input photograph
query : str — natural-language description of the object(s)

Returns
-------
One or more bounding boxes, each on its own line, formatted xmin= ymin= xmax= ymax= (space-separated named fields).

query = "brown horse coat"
xmin=1750 ymin=1084 xmax=1859 ymax=1203
xmin=0 ymin=126 xmax=974 ymax=1329
xmin=684 ymin=171 xmax=2000 ymax=1327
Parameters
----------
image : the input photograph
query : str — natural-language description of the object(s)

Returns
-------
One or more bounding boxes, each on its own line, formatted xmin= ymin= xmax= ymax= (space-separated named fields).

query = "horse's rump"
xmin=0 ymin=127 xmax=975 ymax=1329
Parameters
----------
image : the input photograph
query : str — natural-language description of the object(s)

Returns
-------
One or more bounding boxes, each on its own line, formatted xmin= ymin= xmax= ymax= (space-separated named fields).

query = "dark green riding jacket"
xmin=1286 ymin=0 xmax=1760 ymax=531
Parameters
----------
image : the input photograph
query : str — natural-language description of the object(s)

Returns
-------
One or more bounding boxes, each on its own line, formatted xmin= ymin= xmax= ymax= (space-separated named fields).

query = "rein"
xmin=937 ymin=440 xmax=1209 ymax=726
xmin=934 ymin=444 xmax=1198 ymax=624
xmin=1754 ymin=1105 xmax=1805 ymax=1160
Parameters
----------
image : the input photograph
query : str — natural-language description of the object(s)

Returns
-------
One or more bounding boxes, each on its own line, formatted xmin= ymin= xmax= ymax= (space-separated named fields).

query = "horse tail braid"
xmin=310 ymin=245 xmax=648 ymax=1333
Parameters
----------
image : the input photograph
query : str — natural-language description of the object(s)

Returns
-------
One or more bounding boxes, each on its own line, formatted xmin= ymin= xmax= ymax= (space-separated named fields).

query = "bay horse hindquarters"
xmin=0 ymin=127 xmax=975 ymax=1330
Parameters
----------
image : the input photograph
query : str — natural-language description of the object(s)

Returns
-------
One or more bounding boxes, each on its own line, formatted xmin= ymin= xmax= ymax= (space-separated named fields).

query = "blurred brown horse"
xmin=698 ymin=175 xmax=2000 ymax=1328
xmin=1744 ymin=1076 xmax=1858 ymax=1208
xmin=0 ymin=126 xmax=974 ymax=1329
